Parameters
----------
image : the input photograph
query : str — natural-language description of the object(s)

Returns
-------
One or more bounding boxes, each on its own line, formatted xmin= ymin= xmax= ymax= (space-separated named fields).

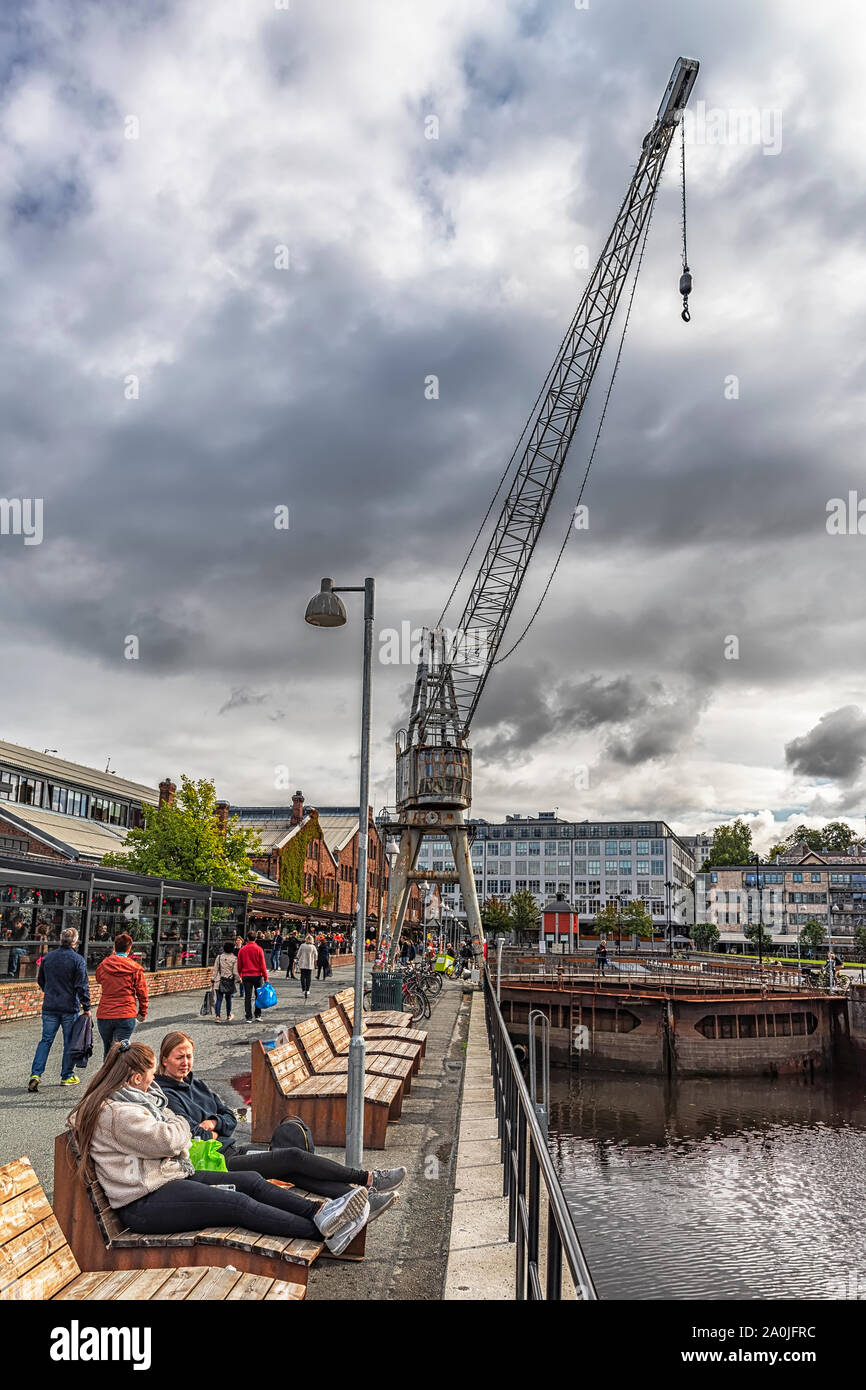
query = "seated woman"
xmin=66 ymin=1039 xmax=369 ymax=1255
xmin=157 ymin=1032 xmax=404 ymax=1206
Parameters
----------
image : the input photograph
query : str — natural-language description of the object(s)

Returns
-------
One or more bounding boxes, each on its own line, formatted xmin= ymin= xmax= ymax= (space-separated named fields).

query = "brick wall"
xmin=0 ymin=816 xmax=69 ymax=861
xmin=0 ymin=966 xmax=212 ymax=1023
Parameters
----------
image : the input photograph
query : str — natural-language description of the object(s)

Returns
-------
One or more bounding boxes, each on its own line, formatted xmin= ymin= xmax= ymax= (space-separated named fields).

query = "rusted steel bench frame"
xmin=250 ymin=1039 xmax=401 ymax=1149
xmin=51 ymin=1132 xmax=361 ymax=1287
xmin=291 ymin=1017 xmax=414 ymax=1096
xmin=1 ymin=1157 xmax=304 ymax=1302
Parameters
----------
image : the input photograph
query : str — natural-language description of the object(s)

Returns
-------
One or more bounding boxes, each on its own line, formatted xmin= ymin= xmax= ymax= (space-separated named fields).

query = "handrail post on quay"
xmin=482 ymin=967 xmax=598 ymax=1301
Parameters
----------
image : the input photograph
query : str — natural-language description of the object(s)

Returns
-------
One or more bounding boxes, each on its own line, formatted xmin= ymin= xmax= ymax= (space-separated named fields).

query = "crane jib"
xmin=414 ymin=57 xmax=699 ymax=752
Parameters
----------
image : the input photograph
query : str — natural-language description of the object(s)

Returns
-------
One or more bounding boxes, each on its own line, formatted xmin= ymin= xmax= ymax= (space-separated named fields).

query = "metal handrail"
xmin=482 ymin=967 xmax=597 ymax=1301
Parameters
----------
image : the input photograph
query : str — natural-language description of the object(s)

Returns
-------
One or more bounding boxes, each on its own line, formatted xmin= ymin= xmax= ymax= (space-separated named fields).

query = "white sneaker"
xmin=313 ymin=1186 xmax=369 ymax=1240
xmin=324 ymin=1202 xmax=370 ymax=1256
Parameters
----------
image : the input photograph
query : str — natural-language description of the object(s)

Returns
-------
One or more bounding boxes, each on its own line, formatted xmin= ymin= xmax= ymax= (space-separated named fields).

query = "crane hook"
xmin=679 ymin=265 xmax=692 ymax=323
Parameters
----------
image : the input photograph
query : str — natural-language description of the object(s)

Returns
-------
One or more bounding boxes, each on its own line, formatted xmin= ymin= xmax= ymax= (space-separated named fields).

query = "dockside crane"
xmin=384 ymin=58 xmax=700 ymax=970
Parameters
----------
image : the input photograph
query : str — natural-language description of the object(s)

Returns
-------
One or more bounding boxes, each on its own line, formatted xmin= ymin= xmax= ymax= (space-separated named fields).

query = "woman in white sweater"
xmin=296 ymin=934 xmax=317 ymax=1000
xmin=66 ymin=1039 xmax=368 ymax=1254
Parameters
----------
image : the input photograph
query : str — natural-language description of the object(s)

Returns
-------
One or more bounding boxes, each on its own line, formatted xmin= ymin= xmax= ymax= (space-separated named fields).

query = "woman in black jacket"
xmin=157 ymin=1032 xmax=405 ymax=1204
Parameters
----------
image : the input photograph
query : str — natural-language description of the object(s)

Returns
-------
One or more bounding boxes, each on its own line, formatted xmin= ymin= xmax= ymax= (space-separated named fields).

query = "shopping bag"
xmin=256 ymin=982 xmax=278 ymax=1009
xmin=199 ymin=989 xmax=215 ymax=1016
xmin=188 ymin=1138 xmax=228 ymax=1171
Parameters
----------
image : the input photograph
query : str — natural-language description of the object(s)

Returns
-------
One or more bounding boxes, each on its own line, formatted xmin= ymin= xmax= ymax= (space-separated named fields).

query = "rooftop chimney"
xmin=290 ymin=790 xmax=305 ymax=826
xmin=159 ymin=778 xmax=176 ymax=808
xmin=215 ymin=801 xmax=230 ymax=835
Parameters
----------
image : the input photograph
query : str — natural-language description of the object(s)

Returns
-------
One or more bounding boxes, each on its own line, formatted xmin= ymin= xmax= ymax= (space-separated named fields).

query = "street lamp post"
xmin=752 ymin=854 xmax=764 ymax=971
xmin=665 ymin=879 xmax=675 ymax=957
xmin=305 ymin=576 xmax=374 ymax=1170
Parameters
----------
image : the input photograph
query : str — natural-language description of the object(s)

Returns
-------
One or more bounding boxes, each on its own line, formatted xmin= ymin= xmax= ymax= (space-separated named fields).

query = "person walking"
xmin=27 ymin=926 xmax=91 ymax=1091
xmin=316 ymin=935 xmax=331 ymax=981
xmin=211 ymin=941 xmax=242 ymax=1023
xmin=596 ymin=939 xmax=608 ymax=977
xmin=285 ymin=931 xmax=300 ymax=979
xmin=297 ymin=934 xmax=316 ymax=1001
xmin=237 ymin=932 xmax=269 ymax=1023
xmin=95 ymin=933 xmax=148 ymax=1059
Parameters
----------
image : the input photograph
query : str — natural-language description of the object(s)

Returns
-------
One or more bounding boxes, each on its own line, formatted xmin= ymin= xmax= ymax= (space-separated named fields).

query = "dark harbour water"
xmin=547 ymin=1069 xmax=866 ymax=1300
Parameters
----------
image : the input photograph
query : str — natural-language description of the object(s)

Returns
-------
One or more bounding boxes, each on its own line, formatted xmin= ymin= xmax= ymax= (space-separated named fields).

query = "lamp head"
xmin=305 ymin=578 xmax=347 ymax=628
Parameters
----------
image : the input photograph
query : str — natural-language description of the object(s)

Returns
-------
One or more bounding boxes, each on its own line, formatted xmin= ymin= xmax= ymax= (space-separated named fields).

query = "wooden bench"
xmin=251 ymin=1039 xmax=402 ymax=1149
xmin=318 ymin=1006 xmax=422 ymax=1074
xmin=1 ymin=1157 xmax=305 ymax=1301
xmin=51 ymin=1132 xmax=341 ymax=1289
xmin=292 ymin=1017 xmax=414 ymax=1096
xmin=332 ymin=989 xmax=428 ymax=1056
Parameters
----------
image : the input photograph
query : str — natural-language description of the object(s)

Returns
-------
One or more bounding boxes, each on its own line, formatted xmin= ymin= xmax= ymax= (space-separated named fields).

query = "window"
xmin=545 ymin=881 xmax=556 ymax=895
xmin=588 ymin=880 xmax=601 ymax=895
xmin=605 ymin=841 xmax=618 ymax=855
xmin=559 ymin=842 xmax=571 ymax=853
xmin=587 ymin=842 xmax=600 ymax=855
xmin=637 ymin=880 xmax=650 ymax=895
xmin=528 ymin=881 xmax=540 ymax=894
xmin=652 ymin=900 xmax=664 ymax=915
xmin=487 ymin=844 xmax=498 ymax=856
xmin=487 ymin=881 xmax=498 ymax=895
xmin=637 ymin=860 xmax=649 ymax=875
xmin=545 ymin=842 xmax=557 ymax=856
xmin=499 ymin=844 xmax=511 ymax=857
xmin=637 ymin=841 xmax=649 ymax=855
xmin=574 ymin=859 xmax=587 ymax=872
xmin=499 ymin=881 xmax=511 ymax=894
xmin=619 ymin=841 xmax=632 ymax=854
xmin=528 ymin=844 xmax=540 ymax=857
xmin=433 ymin=861 xmax=443 ymax=871
xmin=557 ymin=882 xmax=569 ymax=896
xmin=605 ymin=860 xmax=618 ymax=874
xmin=588 ymin=860 xmax=600 ymax=874
xmin=638 ymin=825 xmax=654 ymax=837
xmin=793 ymin=872 xmax=802 ymax=882
xmin=619 ymin=862 xmax=632 ymax=874
xmin=516 ymin=843 xmax=528 ymax=856
xmin=558 ymin=860 xmax=570 ymax=874
xmin=515 ymin=879 xmax=527 ymax=892
xmin=0 ymin=771 xmax=17 ymax=800
xmin=651 ymin=860 xmax=664 ymax=876
xmin=811 ymin=872 xmax=822 ymax=882
xmin=651 ymin=840 xmax=664 ymax=855
xmin=16 ymin=777 xmax=42 ymax=807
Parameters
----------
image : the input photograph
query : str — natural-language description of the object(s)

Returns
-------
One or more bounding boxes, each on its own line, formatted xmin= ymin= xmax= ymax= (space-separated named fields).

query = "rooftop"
xmin=0 ymin=739 xmax=157 ymax=804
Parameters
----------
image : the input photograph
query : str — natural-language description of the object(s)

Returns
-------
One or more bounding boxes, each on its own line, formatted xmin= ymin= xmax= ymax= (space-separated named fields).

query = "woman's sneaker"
xmin=27 ymin=1075 xmax=40 ymax=1093
xmin=324 ymin=1203 xmax=370 ymax=1256
xmin=370 ymin=1166 xmax=407 ymax=1193
xmin=367 ymin=1191 xmax=398 ymax=1222
xmin=313 ymin=1186 xmax=369 ymax=1240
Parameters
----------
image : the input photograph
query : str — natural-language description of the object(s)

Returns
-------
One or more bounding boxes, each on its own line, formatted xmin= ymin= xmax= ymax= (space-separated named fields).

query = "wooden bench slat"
xmin=0 ymin=1186 xmax=55 ymax=1246
xmin=99 ymin=1268 xmax=177 ymax=1300
xmin=148 ymin=1266 xmax=210 ymax=1300
xmin=263 ymin=1276 xmax=306 ymax=1300
xmin=0 ymin=1158 xmax=41 ymax=1205
xmin=0 ymin=1213 xmax=69 ymax=1292
xmin=226 ymin=1272 xmax=280 ymax=1300
xmin=51 ymin=1268 xmax=115 ymax=1301
xmin=179 ymin=1267 xmax=244 ymax=1301
xmin=3 ymin=1243 xmax=81 ymax=1301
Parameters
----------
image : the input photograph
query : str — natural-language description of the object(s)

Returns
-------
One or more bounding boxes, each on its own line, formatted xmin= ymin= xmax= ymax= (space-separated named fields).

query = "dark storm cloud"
xmin=785 ymin=707 xmax=866 ymax=783
xmin=0 ymin=0 xmax=863 ymax=823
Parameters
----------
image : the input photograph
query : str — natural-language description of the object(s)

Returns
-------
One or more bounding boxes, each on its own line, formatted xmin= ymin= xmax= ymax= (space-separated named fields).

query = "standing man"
xmin=94 ymin=932 xmax=148 ymax=1058
xmin=285 ymin=930 xmax=300 ymax=979
xmin=238 ymin=931 xmax=269 ymax=1023
xmin=316 ymin=935 xmax=331 ymax=981
xmin=27 ymin=927 xmax=90 ymax=1091
xmin=596 ymin=939 xmax=608 ymax=977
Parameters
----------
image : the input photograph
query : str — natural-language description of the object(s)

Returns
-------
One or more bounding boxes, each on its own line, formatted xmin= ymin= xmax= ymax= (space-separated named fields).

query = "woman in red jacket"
xmin=237 ymin=931 xmax=269 ymax=1022
xmin=95 ymin=932 xmax=148 ymax=1058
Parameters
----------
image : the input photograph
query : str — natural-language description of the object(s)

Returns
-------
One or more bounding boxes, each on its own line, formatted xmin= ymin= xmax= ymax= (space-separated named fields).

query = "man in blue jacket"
xmin=27 ymin=926 xmax=91 ymax=1092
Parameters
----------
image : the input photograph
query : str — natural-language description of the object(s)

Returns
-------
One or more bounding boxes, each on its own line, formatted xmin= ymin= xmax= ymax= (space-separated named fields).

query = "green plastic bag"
xmin=188 ymin=1138 xmax=227 ymax=1172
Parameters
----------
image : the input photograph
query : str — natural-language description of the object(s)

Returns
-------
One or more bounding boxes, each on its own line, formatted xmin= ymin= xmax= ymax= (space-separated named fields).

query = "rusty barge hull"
xmin=499 ymin=982 xmax=848 ymax=1077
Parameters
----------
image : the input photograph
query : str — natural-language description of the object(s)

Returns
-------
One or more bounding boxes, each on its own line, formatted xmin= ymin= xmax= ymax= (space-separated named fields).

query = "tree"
xmin=621 ymin=899 xmax=653 ymax=941
xmin=853 ymin=925 xmax=866 ymax=957
xmin=766 ymin=842 xmax=788 ymax=863
xmin=509 ymin=890 xmax=540 ymax=939
xmin=693 ymin=921 xmax=720 ymax=952
xmin=705 ymin=818 xmax=753 ymax=867
xmin=593 ymin=902 xmax=619 ymax=938
xmin=799 ymin=918 xmax=826 ymax=954
xmin=102 ymin=775 xmax=262 ymax=890
xmin=821 ymin=821 xmax=856 ymax=851
xmin=481 ymin=895 xmax=513 ymax=934
xmin=785 ymin=824 xmax=823 ymax=852
xmin=742 ymin=919 xmax=774 ymax=954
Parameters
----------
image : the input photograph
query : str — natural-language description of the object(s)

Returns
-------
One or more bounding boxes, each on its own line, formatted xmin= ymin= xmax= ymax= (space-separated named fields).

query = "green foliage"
xmin=279 ymin=817 xmax=323 ymax=904
xmin=853 ymin=926 xmax=866 ymax=956
xmin=705 ymin=819 xmax=753 ymax=867
xmin=799 ymin=918 xmax=827 ymax=952
xmin=509 ymin=890 xmax=540 ymax=934
xmin=820 ymin=821 xmax=856 ymax=851
xmin=102 ymin=776 xmax=262 ymax=890
xmin=766 ymin=843 xmax=788 ymax=863
xmin=784 ymin=824 xmax=824 ymax=852
xmin=481 ymin=895 xmax=513 ymax=933
xmin=620 ymin=899 xmax=653 ymax=938
xmin=742 ymin=918 xmax=774 ymax=952
xmin=692 ymin=921 xmax=720 ymax=952
xmin=593 ymin=902 xmax=619 ymax=936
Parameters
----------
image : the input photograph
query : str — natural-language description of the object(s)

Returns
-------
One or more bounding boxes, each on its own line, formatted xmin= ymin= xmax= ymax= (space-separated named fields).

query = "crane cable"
xmin=490 ymin=183 xmax=660 ymax=670
xmin=679 ymin=119 xmax=692 ymax=322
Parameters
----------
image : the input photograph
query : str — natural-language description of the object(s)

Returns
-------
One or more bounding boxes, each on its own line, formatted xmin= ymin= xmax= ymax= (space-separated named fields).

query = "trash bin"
xmin=370 ymin=970 xmax=403 ymax=1011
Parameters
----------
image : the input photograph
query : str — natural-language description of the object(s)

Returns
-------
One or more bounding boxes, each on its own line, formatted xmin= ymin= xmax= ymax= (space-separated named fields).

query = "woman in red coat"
xmin=95 ymin=932 xmax=148 ymax=1058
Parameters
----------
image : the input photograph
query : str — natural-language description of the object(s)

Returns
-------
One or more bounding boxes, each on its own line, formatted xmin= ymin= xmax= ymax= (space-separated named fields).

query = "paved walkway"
xmin=0 ymin=961 xmax=472 ymax=1301
xmin=445 ymin=991 xmax=513 ymax=1299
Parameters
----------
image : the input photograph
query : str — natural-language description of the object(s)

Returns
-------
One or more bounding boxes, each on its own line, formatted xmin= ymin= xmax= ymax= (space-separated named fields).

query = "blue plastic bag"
xmin=256 ymin=982 xmax=278 ymax=1010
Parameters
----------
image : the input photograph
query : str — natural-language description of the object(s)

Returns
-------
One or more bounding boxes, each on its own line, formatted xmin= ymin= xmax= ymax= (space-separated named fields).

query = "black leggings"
xmin=299 ymin=968 xmax=312 ymax=993
xmin=118 ymin=1170 xmax=321 ymax=1239
xmin=226 ymin=1146 xmax=369 ymax=1199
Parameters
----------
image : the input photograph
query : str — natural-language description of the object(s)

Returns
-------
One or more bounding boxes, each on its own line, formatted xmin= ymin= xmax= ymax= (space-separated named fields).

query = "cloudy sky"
xmin=1 ymin=0 xmax=865 ymax=850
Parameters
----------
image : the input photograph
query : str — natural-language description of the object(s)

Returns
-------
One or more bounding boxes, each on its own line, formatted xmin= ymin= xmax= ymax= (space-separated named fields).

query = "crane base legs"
xmin=383 ymin=811 xmax=485 ymax=969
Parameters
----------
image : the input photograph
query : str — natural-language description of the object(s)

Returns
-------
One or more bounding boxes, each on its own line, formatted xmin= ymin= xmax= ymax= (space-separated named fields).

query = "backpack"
xmin=270 ymin=1116 xmax=315 ymax=1154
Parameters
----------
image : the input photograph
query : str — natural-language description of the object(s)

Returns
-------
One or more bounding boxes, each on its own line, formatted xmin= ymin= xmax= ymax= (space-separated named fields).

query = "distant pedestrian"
xmin=212 ymin=941 xmax=242 ymax=1022
xmin=286 ymin=931 xmax=300 ymax=979
xmin=95 ymin=932 xmax=148 ymax=1058
xmin=237 ymin=932 xmax=269 ymax=1022
xmin=316 ymin=937 xmax=331 ymax=981
xmin=27 ymin=927 xmax=91 ymax=1091
xmin=297 ymin=935 xmax=317 ymax=1001
xmin=596 ymin=940 xmax=608 ymax=977
xmin=270 ymin=929 xmax=284 ymax=971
